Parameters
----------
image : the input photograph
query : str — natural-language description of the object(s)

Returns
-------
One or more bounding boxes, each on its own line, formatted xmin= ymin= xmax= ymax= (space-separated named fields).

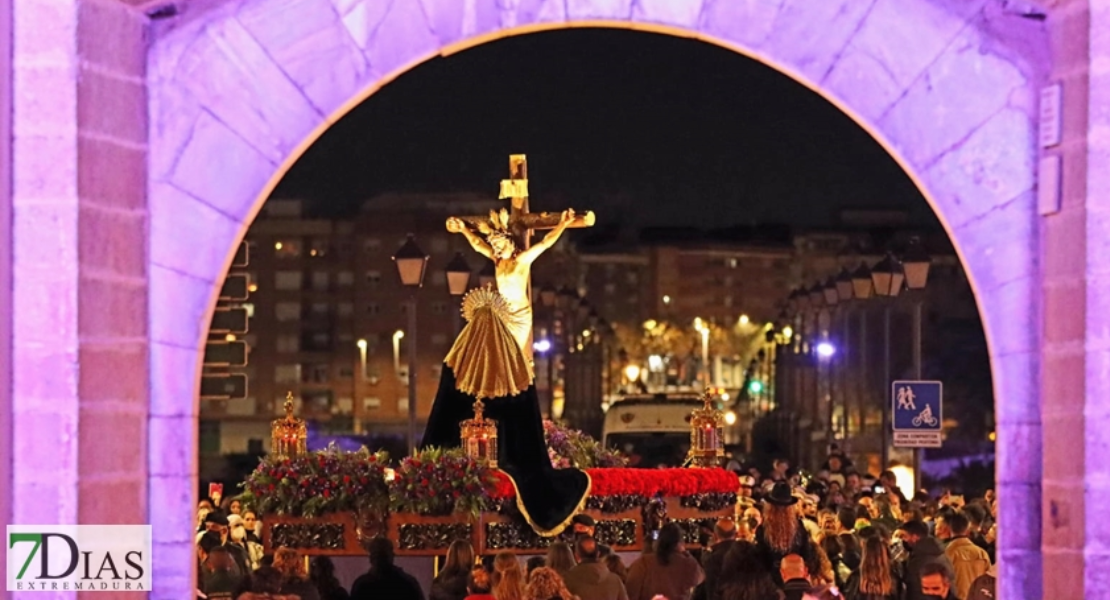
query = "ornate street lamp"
xmin=540 ymin=284 xmax=557 ymax=308
xmin=870 ymin=253 xmax=904 ymax=298
xmin=444 ymin=252 xmax=471 ymax=296
xmin=823 ymin=276 xmax=839 ymax=306
xmin=835 ymin=268 xmax=854 ymax=302
xmin=808 ymin=283 xmax=825 ymax=307
xmin=478 ymin=261 xmax=496 ymax=288
xmin=392 ymin=234 xmax=428 ymax=287
xmin=902 ymin=238 xmax=932 ymax=290
xmin=851 ymin=263 xmax=873 ymax=300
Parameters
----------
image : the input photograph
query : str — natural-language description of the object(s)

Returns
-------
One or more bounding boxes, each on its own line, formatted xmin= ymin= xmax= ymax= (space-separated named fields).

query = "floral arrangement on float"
xmin=543 ymin=420 xmax=627 ymax=468
xmin=239 ymin=444 xmax=391 ymax=518
xmin=387 ymin=447 xmax=506 ymax=519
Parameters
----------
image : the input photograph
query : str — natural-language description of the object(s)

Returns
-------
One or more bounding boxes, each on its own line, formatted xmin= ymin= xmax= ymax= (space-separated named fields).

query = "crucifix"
xmin=445 ymin=155 xmax=595 ymax=362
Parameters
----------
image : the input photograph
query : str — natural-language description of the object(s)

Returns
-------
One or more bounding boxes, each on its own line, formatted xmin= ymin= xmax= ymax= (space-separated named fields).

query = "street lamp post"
xmin=355 ymin=338 xmax=368 ymax=434
xmin=870 ymin=252 xmax=904 ymax=470
xmin=393 ymin=234 xmax=429 ymax=455
xmin=902 ymin=238 xmax=932 ymax=490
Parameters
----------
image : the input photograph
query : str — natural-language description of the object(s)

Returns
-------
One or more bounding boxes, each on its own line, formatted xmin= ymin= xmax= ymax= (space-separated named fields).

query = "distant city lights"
xmin=533 ymin=339 xmax=552 ymax=353
xmin=724 ymin=410 xmax=738 ymax=425
xmin=739 ymin=314 xmax=750 ymax=325
xmin=816 ymin=341 xmax=837 ymax=358
xmin=748 ymin=380 xmax=764 ymax=394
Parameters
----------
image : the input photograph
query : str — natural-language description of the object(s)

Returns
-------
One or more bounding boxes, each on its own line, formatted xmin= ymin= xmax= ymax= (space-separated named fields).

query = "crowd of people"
xmin=195 ymin=452 xmax=997 ymax=600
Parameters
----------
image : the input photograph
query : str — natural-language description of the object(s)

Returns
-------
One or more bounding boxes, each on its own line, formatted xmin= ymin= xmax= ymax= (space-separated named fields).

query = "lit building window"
xmin=337 ymin=271 xmax=354 ymax=287
xmin=363 ymin=397 xmax=381 ymax=411
xmin=274 ymin=364 xmax=300 ymax=384
xmin=366 ymin=270 xmax=382 ymax=287
xmin=275 ymin=302 xmax=301 ymax=322
xmin=274 ymin=239 xmax=302 ymax=258
xmin=275 ymin=271 xmax=303 ymax=291
xmin=276 ymin=335 xmax=299 ymax=353
xmin=397 ymin=398 xmax=409 ymax=412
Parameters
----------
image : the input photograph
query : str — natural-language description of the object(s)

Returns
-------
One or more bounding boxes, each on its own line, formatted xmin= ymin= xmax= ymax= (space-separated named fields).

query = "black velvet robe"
xmin=421 ymin=364 xmax=590 ymax=536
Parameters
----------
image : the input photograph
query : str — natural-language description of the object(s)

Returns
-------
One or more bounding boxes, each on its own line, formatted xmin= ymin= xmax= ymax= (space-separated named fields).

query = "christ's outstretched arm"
xmin=446 ymin=217 xmax=493 ymax=259
xmin=519 ymin=209 xmax=576 ymax=265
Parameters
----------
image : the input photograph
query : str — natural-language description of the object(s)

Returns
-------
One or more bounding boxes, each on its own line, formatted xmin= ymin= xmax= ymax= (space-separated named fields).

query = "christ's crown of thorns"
xmin=478 ymin=209 xmax=512 ymax=241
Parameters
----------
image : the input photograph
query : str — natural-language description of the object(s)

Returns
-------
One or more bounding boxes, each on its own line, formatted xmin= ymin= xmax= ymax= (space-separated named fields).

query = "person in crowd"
xmin=870 ymin=496 xmax=900 ymax=536
xmin=204 ymin=511 xmax=251 ymax=574
xmin=966 ymin=563 xmax=996 ymax=600
xmin=249 ymin=566 xmax=285 ymax=597
xmin=198 ymin=504 xmax=214 ymax=534
xmin=432 ymin=540 xmax=477 ymax=600
xmin=228 ymin=514 xmax=264 ymax=571
xmin=465 ymin=566 xmax=497 ymax=600
xmin=200 ymin=546 xmax=243 ymax=600
xmin=739 ymin=518 xmax=759 ymax=543
xmin=273 ymin=547 xmax=321 ymax=600
xmin=604 ymin=555 xmax=628 ymax=584
xmin=350 ymin=537 xmax=425 ymax=600
xmin=492 ymin=551 xmax=527 ymax=600
xmin=897 ymin=521 xmax=952 ymax=600
xmin=754 ymin=483 xmax=817 ymax=584
xmin=837 ymin=532 xmax=860 ymax=574
xmin=918 ymin=561 xmax=958 ymax=600
xmin=626 ymin=523 xmax=704 ymax=600
xmin=770 ymin=459 xmax=791 ymax=483
xmin=877 ymin=472 xmax=906 ymax=507
xmin=311 ymin=556 xmax=350 ymax=600
xmin=221 ymin=497 xmax=242 ymax=516
xmin=715 ymin=541 xmax=782 ymax=600
xmin=744 ymin=507 xmax=763 ymax=528
xmin=525 ymin=566 xmax=577 ymax=600
xmin=932 ymin=510 xmax=954 ymax=547
xmin=843 ymin=472 xmax=862 ymax=501
xmin=818 ymin=535 xmax=849 ymax=590
xmin=942 ymin=513 xmax=990 ymax=600
xmin=699 ymin=519 xmax=739 ymax=600
xmin=572 ymin=515 xmax=597 ymax=538
xmin=961 ymin=505 xmax=994 ymax=563
xmin=563 ymin=535 xmax=627 ymax=600
xmin=780 ymin=554 xmax=811 ymax=600
xmin=528 ymin=557 xmax=548 ymax=578
xmin=242 ymin=510 xmax=263 ymax=544
xmin=844 ymin=535 xmax=901 ymax=600
xmin=546 ymin=542 xmax=577 ymax=578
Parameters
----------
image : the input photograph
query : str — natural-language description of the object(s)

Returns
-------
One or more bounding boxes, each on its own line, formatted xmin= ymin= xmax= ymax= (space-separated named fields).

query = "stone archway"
xmin=146 ymin=1 xmax=1047 ymax=595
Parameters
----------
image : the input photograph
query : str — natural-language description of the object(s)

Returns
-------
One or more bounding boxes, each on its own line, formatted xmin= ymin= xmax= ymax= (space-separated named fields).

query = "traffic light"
xmin=748 ymin=380 xmax=764 ymax=394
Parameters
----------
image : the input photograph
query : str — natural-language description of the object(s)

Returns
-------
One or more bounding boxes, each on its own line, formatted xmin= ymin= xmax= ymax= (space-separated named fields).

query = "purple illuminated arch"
xmin=146 ymin=1 xmax=1046 ymax=597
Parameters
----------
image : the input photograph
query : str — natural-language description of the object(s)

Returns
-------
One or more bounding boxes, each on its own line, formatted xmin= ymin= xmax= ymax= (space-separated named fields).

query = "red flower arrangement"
xmin=586 ymin=468 xmax=738 ymax=498
xmin=389 ymin=447 xmax=504 ymax=518
xmin=240 ymin=444 xmax=390 ymax=517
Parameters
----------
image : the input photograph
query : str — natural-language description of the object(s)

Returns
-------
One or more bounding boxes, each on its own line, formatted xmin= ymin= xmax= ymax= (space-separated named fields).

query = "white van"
xmin=602 ymin=394 xmax=703 ymax=468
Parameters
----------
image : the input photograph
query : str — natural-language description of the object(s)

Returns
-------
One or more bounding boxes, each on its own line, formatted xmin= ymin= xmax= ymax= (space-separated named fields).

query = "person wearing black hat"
xmin=572 ymin=514 xmax=596 ymax=538
xmin=754 ymin=483 xmax=818 ymax=585
xmin=203 ymin=511 xmax=250 ymax=575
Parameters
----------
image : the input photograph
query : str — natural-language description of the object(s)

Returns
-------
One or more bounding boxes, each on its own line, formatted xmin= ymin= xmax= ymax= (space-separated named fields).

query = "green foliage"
xmin=239 ymin=443 xmax=390 ymax=518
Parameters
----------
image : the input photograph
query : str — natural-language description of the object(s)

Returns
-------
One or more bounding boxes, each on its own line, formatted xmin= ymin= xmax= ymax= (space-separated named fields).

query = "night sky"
xmin=273 ymin=28 xmax=935 ymax=229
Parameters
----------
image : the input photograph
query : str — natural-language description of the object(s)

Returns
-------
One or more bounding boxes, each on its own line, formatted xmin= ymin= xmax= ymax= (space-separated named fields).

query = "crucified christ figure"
xmin=445 ymin=208 xmax=577 ymax=362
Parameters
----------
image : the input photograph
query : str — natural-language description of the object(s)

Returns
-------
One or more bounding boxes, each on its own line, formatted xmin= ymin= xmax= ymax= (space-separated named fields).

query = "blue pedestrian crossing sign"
xmin=892 ymin=380 xmax=943 ymax=448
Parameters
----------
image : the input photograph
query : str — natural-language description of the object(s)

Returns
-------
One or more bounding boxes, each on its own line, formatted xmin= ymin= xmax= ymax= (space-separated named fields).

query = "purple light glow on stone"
xmin=143 ymin=1 xmax=1047 ymax=597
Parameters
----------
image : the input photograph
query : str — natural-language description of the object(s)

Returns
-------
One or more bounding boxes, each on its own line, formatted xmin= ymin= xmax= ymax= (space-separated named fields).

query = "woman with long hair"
xmin=545 ymin=542 xmax=576 ymax=578
xmin=755 ymin=484 xmax=819 ymax=585
xmin=492 ymin=551 xmax=526 ymax=600
xmin=844 ymin=536 xmax=902 ymax=600
xmin=310 ymin=556 xmax=349 ymax=600
xmin=626 ymin=523 xmax=704 ymax=600
xmin=432 ymin=540 xmax=477 ymax=600
xmin=716 ymin=541 xmax=782 ymax=600
xmin=524 ymin=567 xmax=576 ymax=600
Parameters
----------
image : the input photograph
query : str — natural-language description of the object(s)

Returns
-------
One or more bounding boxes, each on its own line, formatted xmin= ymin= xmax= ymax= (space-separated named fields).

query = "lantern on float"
xmin=271 ymin=391 xmax=307 ymax=459
xmin=688 ymin=388 xmax=724 ymax=468
xmin=460 ymin=400 xmax=498 ymax=468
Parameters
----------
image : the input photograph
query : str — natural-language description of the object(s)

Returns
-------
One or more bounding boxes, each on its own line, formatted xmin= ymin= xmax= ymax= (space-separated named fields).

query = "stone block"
xmin=78 ymin=0 xmax=147 ymax=76
xmin=995 ymin=420 xmax=1042 ymax=481
xmin=819 ymin=47 xmax=903 ymax=124
xmin=150 ymin=342 xmax=203 ymax=418
xmin=12 ymin=480 xmax=76 ymax=525
xmin=77 ymin=275 xmax=147 ymax=339
xmin=1085 ymin=412 xmax=1110 ymax=481
xmin=78 ymin=477 xmax=148 ymax=524
xmin=12 ymin=408 xmax=78 ymax=480
xmin=978 ymin=276 xmax=1037 ymax=356
xmin=150 ymin=546 xmax=195 ymax=599
xmin=148 ymin=415 xmax=198 ymax=478
xmin=150 ymin=182 xmax=244 ymax=281
xmin=950 ymin=190 xmax=1037 ymax=289
xmin=237 ymin=0 xmax=371 ymax=116
xmin=167 ymin=110 xmax=276 ymax=224
xmin=12 ymin=134 xmax=77 ymax=201
xmin=77 ymin=67 xmax=147 ymax=143
xmin=998 ymin=548 xmax=1045 ymax=599
xmin=1087 ymin=277 xmax=1110 ymax=350
xmin=78 ymin=204 xmax=147 ymax=278
xmin=356 ymin=0 xmax=440 ymax=82
xmin=12 ymin=63 xmax=77 ymax=134
xmin=566 ymin=0 xmax=633 ymax=21
xmin=13 ymin=201 xmax=78 ymax=268
xmin=149 ymin=264 xmax=213 ymax=349
xmin=923 ymin=109 xmax=1036 ymax=230
xmin=989 ymin=351 xmax=1039 ymax=421
xmin=1040 ymin=423 xmax=1084 ymax=485
xmin=1086 ymin=480 xmax=1110 ymax=552
xmin=417 ymin=0 xmax=503 ymax=46
xmin=12 ymin=269 xmax=78 ymax=344
xmin=1042 ymin=208 xmax=1086 ymax=283
xmin=78 ymin=408 xmax=147 ymax=478
xmin=12 ymin=345 xmax=78 ymax=401
xmin=759 ymin=0 xmax=877 ymax=85
xmin=696 ymin=0 xmax=780 ymax=52
xmin=1040 ymin=349 xmax=1085 ymax=417
xmin=878 ymin=29 xmax=1028 ymax=168
xmin=79 ymin=342 xmax=148 ymax=407
xmin=513 ymin=0 xmax=569 ymax=25
xmin=148 ymin=475 xmax=198 ymax=544
xmin=1087 ymin=209 xmax=1110 ymax=278
xmin=631 ymin=0 xmax=704 ymax=29
xmin=173 ymin=17 xmax=322 ymax=165
xmin=13 ymin=0 xmax=77 ymax=59
xmin=78 ymin=135 xmax=147 ymax=211
xmin=1085 ymin=550 xmax=1110 ymax=594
